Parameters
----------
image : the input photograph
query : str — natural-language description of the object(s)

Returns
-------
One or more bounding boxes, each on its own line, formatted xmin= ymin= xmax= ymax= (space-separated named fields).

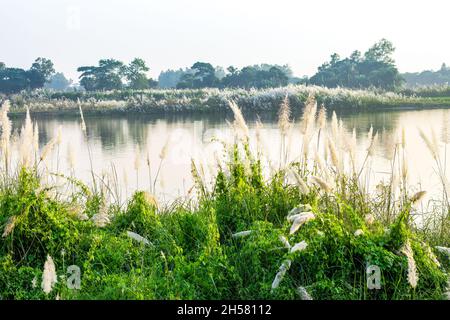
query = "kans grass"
xmin=4 ymin=84 xmax=450 ymax=116
xmin=0 ymin=96 xmax=449 ymax=300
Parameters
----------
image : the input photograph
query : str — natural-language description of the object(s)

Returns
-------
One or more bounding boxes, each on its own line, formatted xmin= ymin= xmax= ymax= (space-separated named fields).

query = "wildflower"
xmin=297 ymin=286 xmax=313 ymax=300
xmin=127 ymin=231 xmax=152 ymax=246
xmin=290 ymin=241 xmax=308 ymax=253
xmin=2 ymin=216 xmax=16 ymax=238
xmin=232 ymin=230 xmax=252 ymax=238
xmin=354 ymin=229 xmax=364 ymax=237
xmin=289 ymin=212 xmax=315 ymax=235
xmin=271 ymin=260 xmax=291 ymax=292
xmin=42 ymin=255 xmax=57 ymax=294
xmin=401 ymin=240 xmax=418 ymax=288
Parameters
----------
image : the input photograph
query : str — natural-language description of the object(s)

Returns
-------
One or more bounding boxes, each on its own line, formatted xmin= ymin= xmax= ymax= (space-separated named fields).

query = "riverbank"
xmin=0 ymin=99 xmax=449 ymax=300
xmin=5 ymin=85 xmax=450 ymax=116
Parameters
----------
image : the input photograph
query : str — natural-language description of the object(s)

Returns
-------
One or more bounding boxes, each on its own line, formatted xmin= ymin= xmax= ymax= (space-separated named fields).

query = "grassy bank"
xmin=0 ymin=98 xmax=449 ymax=300
xmin=4 ymin=85 xmax=450 ymax=116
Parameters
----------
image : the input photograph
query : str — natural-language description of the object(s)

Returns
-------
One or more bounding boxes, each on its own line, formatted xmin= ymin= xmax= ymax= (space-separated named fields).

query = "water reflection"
xmin=10 ymin=108 xmax=450 ymax=203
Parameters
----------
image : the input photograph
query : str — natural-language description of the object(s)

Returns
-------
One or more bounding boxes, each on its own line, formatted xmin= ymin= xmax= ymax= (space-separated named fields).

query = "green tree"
xmin=45 ymin=72 xmax=72 ymax=91
xmin=27 ymin=57 xmax=55 ymax=89
xmin=310 ymin=39 xmax=403 ymax=90
xmin=124 ymin=58 xmax=150 ymax=90
xmin=78 ymin=59 xmax=125 ymax=91
xmin=177 ymin=62 xmax=219 ymax=89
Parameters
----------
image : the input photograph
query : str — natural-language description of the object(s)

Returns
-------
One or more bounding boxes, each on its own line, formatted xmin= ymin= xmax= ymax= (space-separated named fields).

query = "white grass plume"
xmin=271 ymin=259 xmax=291 ymax=292
xmin=41 ymin=255 xmax=57 ymax=294
xmin=290 ymin=240 xmax=308 ymax=253
xmin=232 ymin=230 xmax=252 ymax=238
xmin=400 ymin=240 xmax=418 ymax=289
xmin=289 ymin=212 xmax=315 ymax=235
xmin=127 ymin=231 xmax=152 ymax=246
xmin=297 ymin=286 xmax=313 ymax=300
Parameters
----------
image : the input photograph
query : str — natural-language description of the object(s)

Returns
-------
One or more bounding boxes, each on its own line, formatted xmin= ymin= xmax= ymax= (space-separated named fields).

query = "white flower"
xmin=290 ymin=241 xmax=308 ymax=253
xmin=289 ymin=212 xmax=315 ymax=235
xmin=354 ymin=229 xmax=364 ymax=237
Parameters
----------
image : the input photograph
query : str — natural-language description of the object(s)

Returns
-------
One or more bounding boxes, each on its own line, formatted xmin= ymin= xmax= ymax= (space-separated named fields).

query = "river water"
xmin=12 ymin=107 xmax=450 ymax=207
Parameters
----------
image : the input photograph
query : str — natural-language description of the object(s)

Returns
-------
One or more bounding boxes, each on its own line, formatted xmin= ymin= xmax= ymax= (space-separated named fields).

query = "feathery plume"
xmin=271 ymin=260 xmax=291 ymax=291
xmin=297 ymin=286 xmax=313 ymax=300
xmin=91 ymin=202 xmax=110 ymax=227
xmin=279 ymin=235 xmax=291 ymax=249
xmin=310 ymin=176 xmax=332 ymax=193
xmin=228 ymin=100 xmax=249 ymax=140
xmin=401 ymin=240 xmax=418 ymax=288
xmin=419 ymin=128 xmax=438 ymax=159
xmin=67 ymin=143 xmax=76 ymax=170
xmin=278 ymin=95 xmax=291 ymax=136
xmin=289 ymin=212 xmax=315 ymax=235
xmin=78 ymin=101 xmax=87 ymax=133
xmin=40 ymin=138 xmax=56 ymax=162
xmin=232 ymin=230 xmax=252 ymax=238
xmin=127 ymin=231 xmax=152 ymax=246
xmin=2 ymin=216 xmax=16 ymax=238
xmin=317 ymin=104 xmax=327 ymax=130
xmin=410 ymin=191 xmax=426 ymax=204
xmin=290 ymin=240 xmax=308 ymax=253
xmin=41 ymin=255 xmax=57 ymax=294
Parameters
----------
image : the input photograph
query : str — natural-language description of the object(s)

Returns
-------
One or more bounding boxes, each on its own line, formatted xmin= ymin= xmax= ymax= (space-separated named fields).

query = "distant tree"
xmin=402 ymin=63 xmax=450 ymax=87
xmin=78 ymin=59 xmax=125 ymax=91
xmin=0 ymin=62 xmax=5 ymax=70
xmin=214 ymin=66 xmax=226 ymax=80
xmin=177 ymin=62 xmax=219 ymax=89
xmin=221 ymin=65 xmax=288 ymax=89
xmin=27 ymin=57 xmax=55 ymax=89
xmin=158 ymin=68 xmax=189 ymax=88
xmin=45 ymin=72 xmax=72 ymax=91
xmin=310 ymin=39 xmax=403 ymax=90
xmin=0 ymin=67 xmax=30 ymax=93
xmin=124 ymin=58 xmax=150 ymax=89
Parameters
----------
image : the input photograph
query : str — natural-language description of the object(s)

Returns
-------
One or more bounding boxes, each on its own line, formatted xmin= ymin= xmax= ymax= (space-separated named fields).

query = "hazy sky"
xmin=1 ymin=0 xmax=449 ymax=82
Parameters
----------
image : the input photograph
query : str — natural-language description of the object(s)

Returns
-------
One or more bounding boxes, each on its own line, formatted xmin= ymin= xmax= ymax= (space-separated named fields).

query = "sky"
xmin=1 ymin=0 xmax=449 ymax=82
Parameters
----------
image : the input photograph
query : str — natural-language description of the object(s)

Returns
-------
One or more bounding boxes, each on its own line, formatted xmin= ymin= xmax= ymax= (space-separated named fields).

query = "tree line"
xmin=1 ymin=39 xmax=447 ymax=94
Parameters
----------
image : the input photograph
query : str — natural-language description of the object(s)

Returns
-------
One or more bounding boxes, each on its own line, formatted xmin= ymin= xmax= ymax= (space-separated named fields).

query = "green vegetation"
xmin=0 ymin=98 xmax=448 ymax=300
xmin=309 ymin=39 xmax=404 ymax=90
xmin=4 ymin=85 xmax=450 ymax=116
xmin=403 ymin=63 xmax=450 ymax=87
xmin=0 ymin=58 xmax=55 ymax=94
